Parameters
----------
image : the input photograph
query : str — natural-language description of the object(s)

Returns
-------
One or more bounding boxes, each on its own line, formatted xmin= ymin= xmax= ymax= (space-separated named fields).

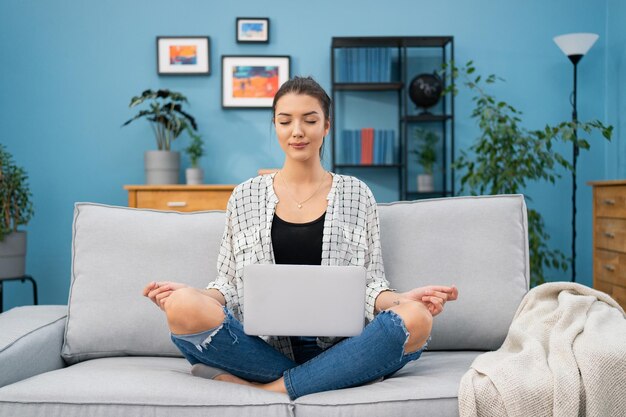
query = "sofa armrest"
xmin=0 ymin=305 xmax=67 ymax=388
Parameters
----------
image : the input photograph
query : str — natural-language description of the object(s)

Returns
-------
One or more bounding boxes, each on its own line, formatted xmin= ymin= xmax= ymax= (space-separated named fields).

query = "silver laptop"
xmin=243 ymin=264 xmax=366 ymax=337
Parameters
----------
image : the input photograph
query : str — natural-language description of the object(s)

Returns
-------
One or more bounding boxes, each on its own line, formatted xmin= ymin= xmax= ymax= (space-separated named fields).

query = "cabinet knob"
xmin=603 ymin=264 xmax=616 ymax=272
xmin=167 ymin=201 xmax=188 ymax=207
xmin=603 ymin=231 xmax=616 ymax=239
xmin=602 ymin=199 xmax=616 ymax=205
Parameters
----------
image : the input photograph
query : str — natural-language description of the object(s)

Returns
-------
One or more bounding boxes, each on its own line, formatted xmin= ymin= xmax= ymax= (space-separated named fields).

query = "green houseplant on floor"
xmin=122 ymin=89 xmax=199 ymax=184
xmin=0 ymin=144 xmax=34 ymax=278
xmin=442 ymin=60 xmax=612 ymax=287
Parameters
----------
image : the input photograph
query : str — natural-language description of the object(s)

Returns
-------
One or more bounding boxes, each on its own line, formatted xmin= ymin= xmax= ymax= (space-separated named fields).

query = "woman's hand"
xmin=400 ymin=285 xmax=458 ymax=317
xmin=142 ymin=281 xmax=188 ymax=311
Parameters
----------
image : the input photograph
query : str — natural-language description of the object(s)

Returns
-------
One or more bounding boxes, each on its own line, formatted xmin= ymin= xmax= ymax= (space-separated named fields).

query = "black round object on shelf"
xmin=409 ymin=73 xmax=443 ymax=113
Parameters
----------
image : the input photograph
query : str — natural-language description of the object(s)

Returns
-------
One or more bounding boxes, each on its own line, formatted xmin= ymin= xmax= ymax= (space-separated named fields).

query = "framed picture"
xmin=236 ymin=17 xmax=270 ymax=43
xmin=222 ymin=55 xmax=290 ymax=108
xmin=157 ymin=36 xmax=210 ymax=75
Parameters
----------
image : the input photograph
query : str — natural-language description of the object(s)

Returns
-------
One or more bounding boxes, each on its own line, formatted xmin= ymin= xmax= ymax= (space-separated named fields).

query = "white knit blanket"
xmin=458 ymin=282 xmax=626 ymax=417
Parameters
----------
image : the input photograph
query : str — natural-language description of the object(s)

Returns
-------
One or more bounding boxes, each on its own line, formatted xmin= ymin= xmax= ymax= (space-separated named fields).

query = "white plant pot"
xmin=0 ymin=231 xmax=27 ymax=278
xmin=186 ymin=168 xmax=204 ymax=185
xmin=417 ymin=174 xmax=434 ymax=192
xmin=144 ymin=151 xmax=180 ymax=184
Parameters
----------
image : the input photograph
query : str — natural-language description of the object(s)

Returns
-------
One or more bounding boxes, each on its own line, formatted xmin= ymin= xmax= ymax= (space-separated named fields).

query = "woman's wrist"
xmin=374 ymin=290 xmax=412 ymax=313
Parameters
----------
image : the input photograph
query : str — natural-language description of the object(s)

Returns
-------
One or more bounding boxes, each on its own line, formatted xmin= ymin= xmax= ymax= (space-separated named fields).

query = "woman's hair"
xmin=272 ymin=76 xmax=331 ymax=159
xmin=272 ymin=76 xmax=331 ymax=122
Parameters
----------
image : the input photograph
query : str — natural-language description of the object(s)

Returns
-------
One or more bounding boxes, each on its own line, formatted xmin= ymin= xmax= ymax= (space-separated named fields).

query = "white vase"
xmin=417 ymin=174 xmax=434 ymax=192
xmin=186 ymin=168 xmax=204 ymax=185
xmin=144 ymin=151 xmax=180 ymax=184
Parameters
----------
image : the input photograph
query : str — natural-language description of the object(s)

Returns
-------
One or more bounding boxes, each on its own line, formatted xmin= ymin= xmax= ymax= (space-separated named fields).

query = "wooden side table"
xmin=124 ymin=185 xmax=236 ymax=212
xmin=588 ymin=179 xmax=626 ymax=310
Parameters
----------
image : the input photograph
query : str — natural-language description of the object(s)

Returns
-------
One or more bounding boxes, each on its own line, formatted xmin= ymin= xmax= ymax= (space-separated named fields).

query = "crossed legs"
xmin=164 ymin=287 xmax=432 ymax=397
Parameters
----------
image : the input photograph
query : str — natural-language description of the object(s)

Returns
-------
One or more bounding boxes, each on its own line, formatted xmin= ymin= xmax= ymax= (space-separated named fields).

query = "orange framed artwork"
xmin=221 ymin=56 xmax=290 ymax=108
xmin=157 ymin=36 xmax=210 ymax=75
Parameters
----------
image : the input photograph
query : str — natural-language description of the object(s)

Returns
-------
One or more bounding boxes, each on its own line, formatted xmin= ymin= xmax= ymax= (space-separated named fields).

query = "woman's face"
xmin=273 ymin=93 xmax=330 ymax=163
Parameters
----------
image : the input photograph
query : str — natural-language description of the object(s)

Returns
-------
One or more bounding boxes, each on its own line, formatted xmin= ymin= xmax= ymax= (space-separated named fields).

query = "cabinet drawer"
xmin=594 ymin=279 xmax=612 ymax=295
xmin=595 ymin=218 xmax=626 ymax=253
xmin=614 ymin=286 xmax=626 ymax=308
xmin=594 ymin=249 xmax=626 ymax=286
xmin=135 ymin=190 xmax=231 ymax=212
xmin=595 ymin=186 xmax=626 ymax=218
xmin=595 ymin=280 xmax=626 ymax=310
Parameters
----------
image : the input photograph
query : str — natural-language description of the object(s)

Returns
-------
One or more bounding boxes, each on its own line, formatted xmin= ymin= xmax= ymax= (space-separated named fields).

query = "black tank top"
xmin=272 ymin=211 xmax=326 ymax=347
xmin=271 ymin=211 xmax=326 ymax=265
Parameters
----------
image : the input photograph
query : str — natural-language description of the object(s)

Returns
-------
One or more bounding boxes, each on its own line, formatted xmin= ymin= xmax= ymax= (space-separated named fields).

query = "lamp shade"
xmin=553 ymin=33 xmax=599 ymax=64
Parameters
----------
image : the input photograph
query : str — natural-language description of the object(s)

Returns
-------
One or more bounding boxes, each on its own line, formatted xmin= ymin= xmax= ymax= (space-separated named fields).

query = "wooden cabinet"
xmin=124 ymin=185 xmax=236 ymax=212
xmin=589 ymin=180 xmax=626 ymax=309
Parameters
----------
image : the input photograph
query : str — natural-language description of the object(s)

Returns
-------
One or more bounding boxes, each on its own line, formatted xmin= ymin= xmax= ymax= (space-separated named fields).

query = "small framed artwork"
xmin=156 ymin=36 xmax=210 ymax=75
xmin=222 ymin=55 xmax=290 ymax=108
xmin=236 ymin=17 xmax=270 ymax=43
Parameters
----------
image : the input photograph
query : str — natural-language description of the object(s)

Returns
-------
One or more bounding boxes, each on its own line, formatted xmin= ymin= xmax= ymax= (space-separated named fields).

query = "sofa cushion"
xmin=0 ymin=357 xmax=293 ymax=417
xmin=0 ymin=305 xmax=67 ymax=387
xmin=0 ymin=352 xmax=480 ymax=417
xmin=295 ymin=351 xmax=480 ymax=417
xmin=378 ymin=195 xmax=529 ymax=351
xmin=61 ymin=203 xmax=226 ymax=364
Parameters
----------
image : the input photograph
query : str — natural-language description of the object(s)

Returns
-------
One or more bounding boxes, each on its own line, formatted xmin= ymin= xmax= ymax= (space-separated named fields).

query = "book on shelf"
xmin=336 ymin=48 xmax=392 ymax=83
xmin=360 ymin=128 xmax=373 ymax=164
xmin=340 ymin=129 xmax=396 ymax=165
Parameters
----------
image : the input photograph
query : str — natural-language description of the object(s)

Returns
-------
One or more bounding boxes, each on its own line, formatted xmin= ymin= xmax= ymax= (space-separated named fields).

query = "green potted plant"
xmin=0 ymin=144 xmax=34 ymax=278
xmin=410 ymin=128 xmax=439 ymax=192
xmin=122 ymin=89 xmax=198 ymax=184
xmin=442 ymin=60 xmax=612 ymax=287
xmin=185 ymin=129 xmax=205 ymax=185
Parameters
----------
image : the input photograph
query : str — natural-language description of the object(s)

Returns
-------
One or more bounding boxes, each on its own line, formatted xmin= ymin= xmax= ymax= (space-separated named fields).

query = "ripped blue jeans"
xmin=170 ymin=306 xmax=429 ymax=400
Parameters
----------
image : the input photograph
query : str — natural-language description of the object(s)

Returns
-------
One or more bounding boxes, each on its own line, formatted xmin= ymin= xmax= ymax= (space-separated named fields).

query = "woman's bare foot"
xmin=214 ymin=373 xmax=258 ymax=386
xmin=214 ymin=374 xmax=287 ymax=394
xmin=258 ymin=377 xmax=287 ymax=394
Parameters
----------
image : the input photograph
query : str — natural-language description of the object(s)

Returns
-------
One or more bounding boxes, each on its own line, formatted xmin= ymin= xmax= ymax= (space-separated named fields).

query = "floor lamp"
xmin=553 ymin=32 xmax=599 ymax=283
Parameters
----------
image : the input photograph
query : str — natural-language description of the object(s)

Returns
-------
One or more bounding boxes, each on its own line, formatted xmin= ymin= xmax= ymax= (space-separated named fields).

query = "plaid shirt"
xmin=206 ymin=172 xmax=392 ymax=361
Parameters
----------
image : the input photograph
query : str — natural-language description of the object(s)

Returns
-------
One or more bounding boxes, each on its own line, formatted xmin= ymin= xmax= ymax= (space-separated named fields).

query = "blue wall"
xmin=0 ymin=0 xmax=619 ymax=309
xmin=607 ymin=0 xmax=626 ymax=179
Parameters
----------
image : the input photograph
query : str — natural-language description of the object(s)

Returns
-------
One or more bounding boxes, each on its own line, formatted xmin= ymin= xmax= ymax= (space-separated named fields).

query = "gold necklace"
xmin=279 ymin=170 xmax=327 ymax=209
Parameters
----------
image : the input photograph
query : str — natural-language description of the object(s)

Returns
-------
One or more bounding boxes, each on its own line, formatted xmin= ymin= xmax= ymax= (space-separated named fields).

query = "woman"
xmin=142 ymin=76 xmax=458 ymax=400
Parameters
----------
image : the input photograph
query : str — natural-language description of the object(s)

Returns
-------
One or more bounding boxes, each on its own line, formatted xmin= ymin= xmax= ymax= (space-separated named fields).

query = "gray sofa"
xmin=0 ymin=194 xmax=529 ymax=417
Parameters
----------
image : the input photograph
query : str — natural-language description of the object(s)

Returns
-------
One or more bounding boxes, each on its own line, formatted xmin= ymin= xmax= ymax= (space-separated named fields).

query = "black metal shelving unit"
xmin=330 ymin=36 xmax=455 ymax=200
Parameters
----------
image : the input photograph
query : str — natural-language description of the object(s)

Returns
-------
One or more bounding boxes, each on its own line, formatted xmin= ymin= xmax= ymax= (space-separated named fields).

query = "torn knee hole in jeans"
xmin=194 ymin=324 xmax=224 ymax=352
xmin=384 ymin=310 xmax=430 ymax=360
xmin=193 ymin=309 xmax=239 ymax=352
